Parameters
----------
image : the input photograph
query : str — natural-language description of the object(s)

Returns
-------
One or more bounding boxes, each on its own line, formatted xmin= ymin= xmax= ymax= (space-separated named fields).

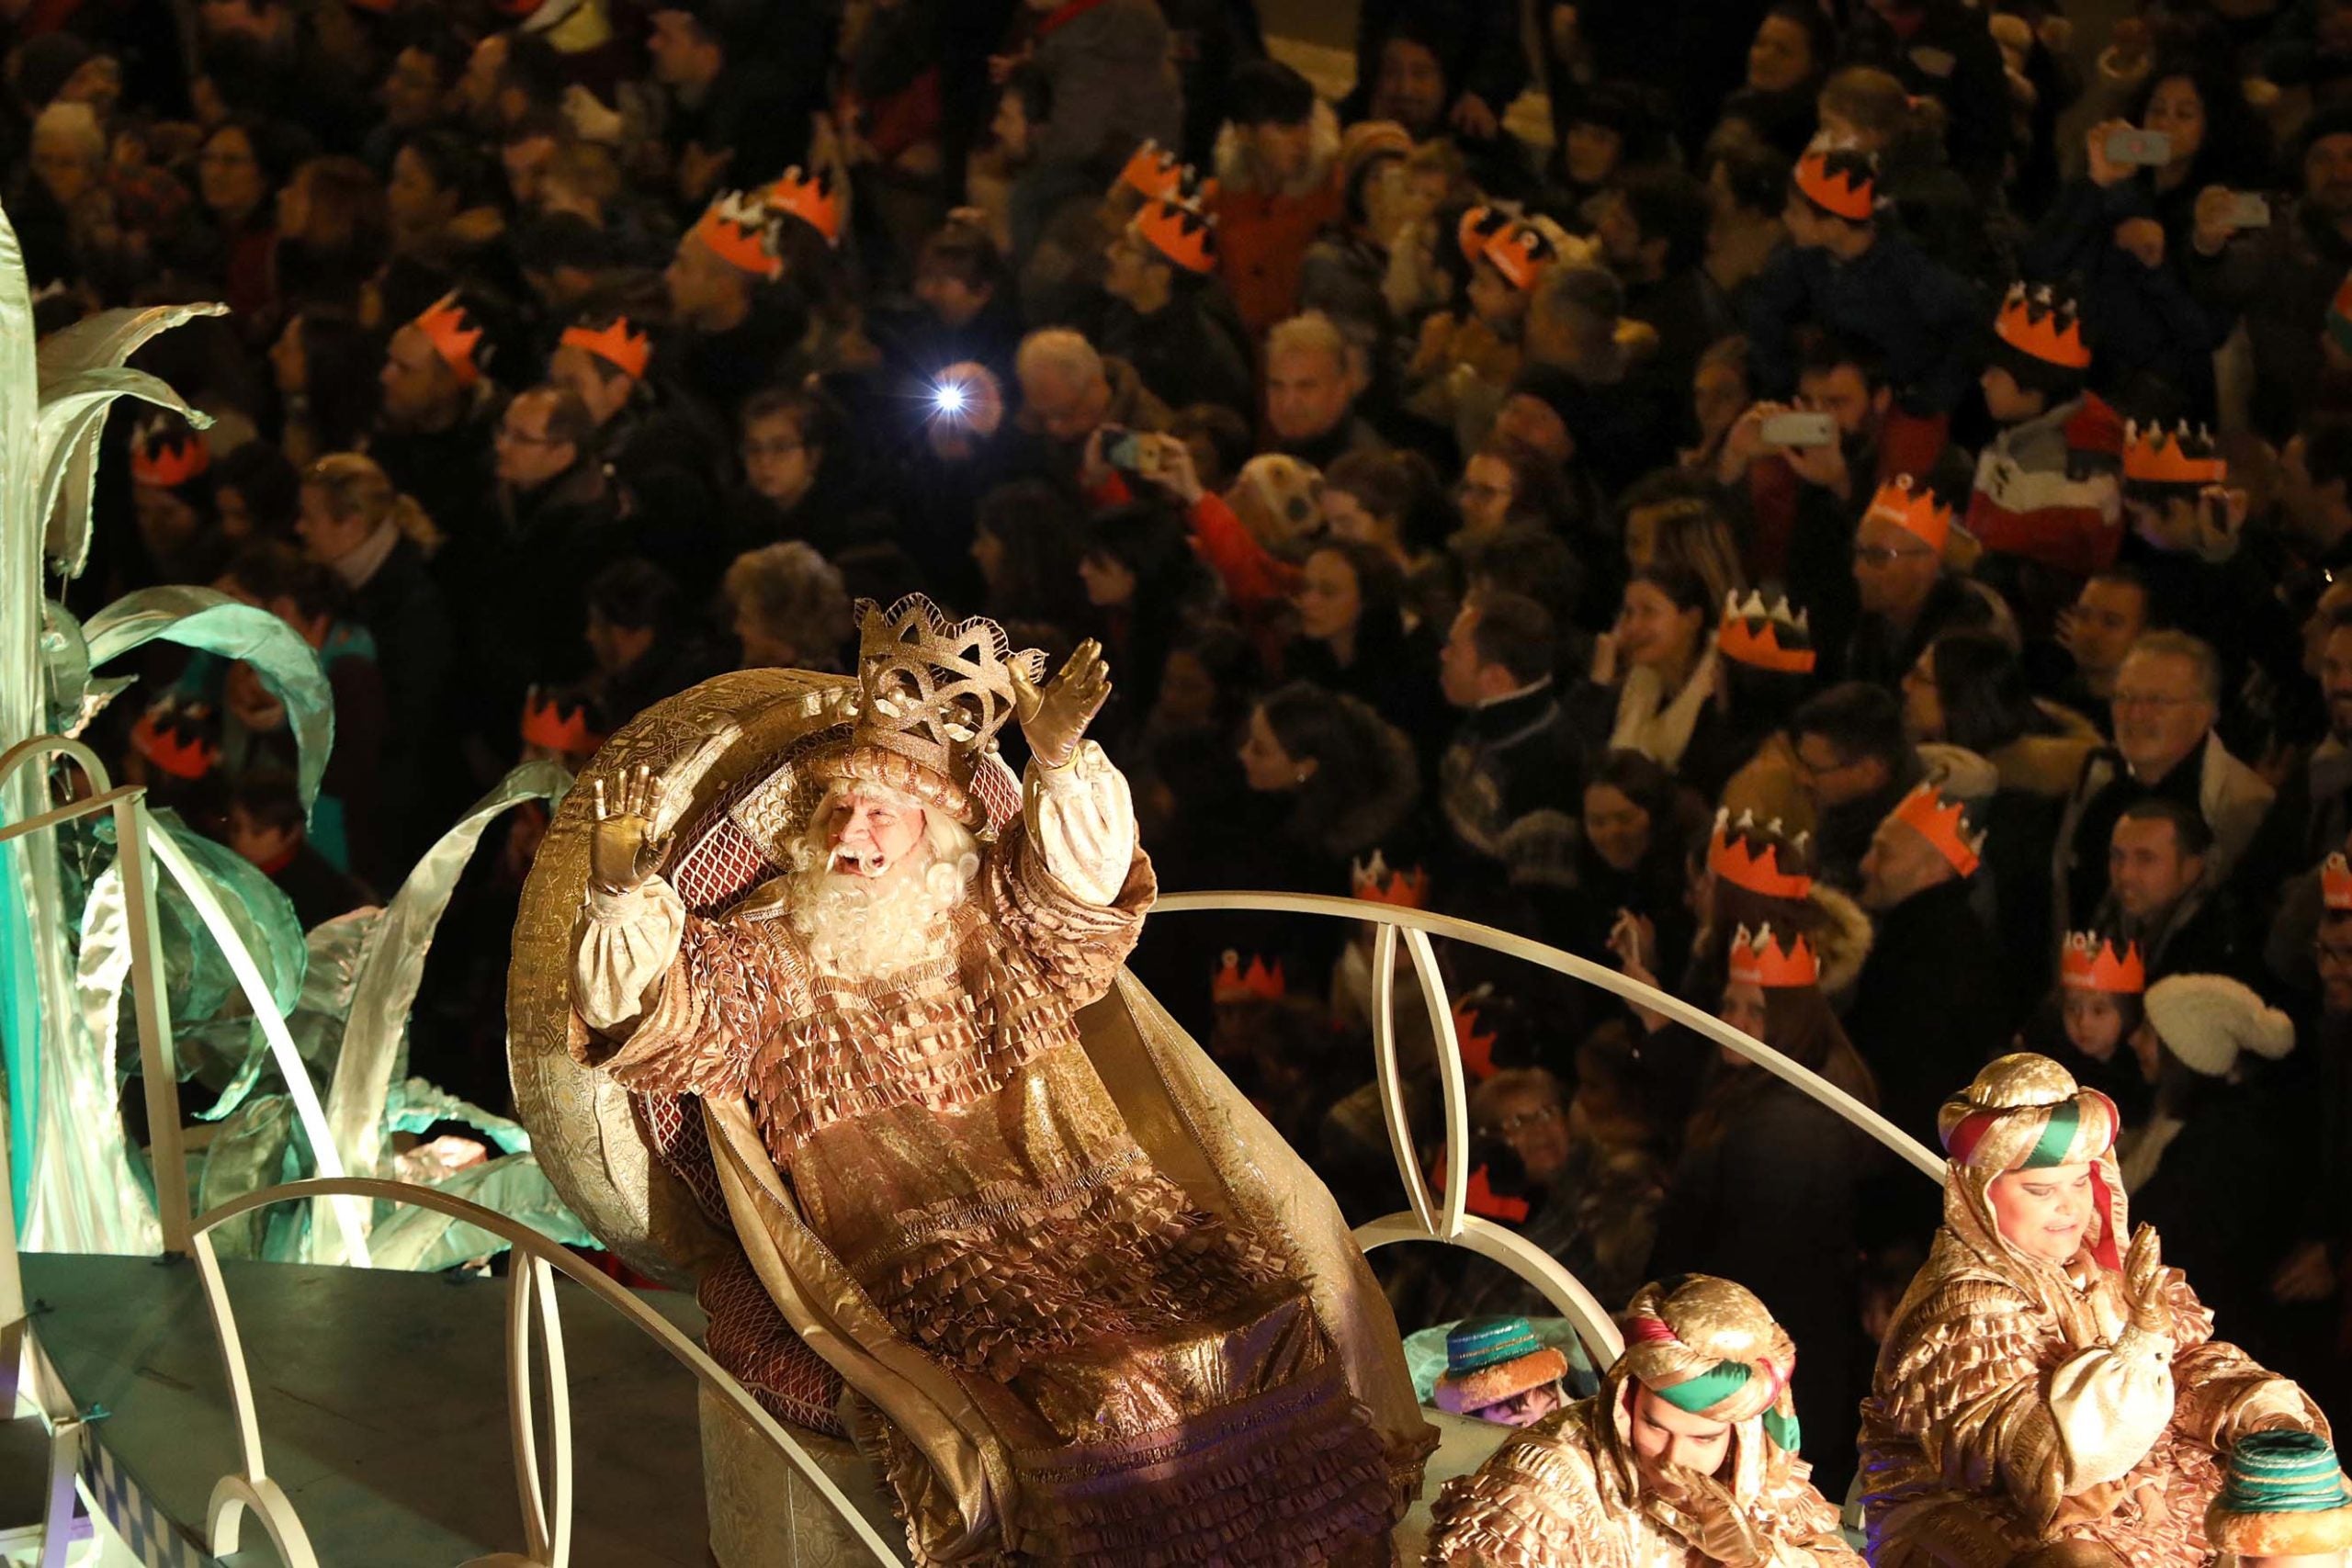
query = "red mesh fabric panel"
xmin=698 ymin=1250 xmax=848 ymax=1436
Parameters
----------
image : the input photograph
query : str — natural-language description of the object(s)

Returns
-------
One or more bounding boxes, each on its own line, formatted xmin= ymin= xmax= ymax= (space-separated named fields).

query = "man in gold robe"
xmin=568 ymin=596 xmax=1425 ymax=1563
xmin=1860 ymin=1053 xmax=2329 ymax=1567
xmin=1426 ymin=1274 xmax=1863 ymax=1566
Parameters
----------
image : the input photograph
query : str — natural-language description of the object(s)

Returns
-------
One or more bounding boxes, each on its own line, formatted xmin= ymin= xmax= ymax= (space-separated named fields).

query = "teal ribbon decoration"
xmin=2023 ymin=1099 xmax=2082 ymax=1168
xmin=1762 ymin=1406 xmax=1802 ymax=1453
xmin=1649 ymin=1360 xmax=1752 ymax=1416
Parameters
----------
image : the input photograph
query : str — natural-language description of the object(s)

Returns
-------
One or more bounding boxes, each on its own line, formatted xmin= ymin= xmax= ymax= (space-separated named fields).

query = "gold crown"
xmin=1457 ymin=204 xmax=1512 ymax=265
xmin=1214 ymin=950 xmax=1286 ymax=1002
xmin=1452 ymin=998 xmax=1500 ymax=1078
xmin=1119 ymin=138 xmax=1186 ymax=200
xmin=692 ymin=191 xmax=783 ymax=279
xmin=1708 ymin=808 xmax=1813 ymax=898
xmin=1892 ymin=781 xmax=1984 ymax=877
xmin=559 ymin=316 xmax=651 ymax=380
xmin=808 ymin=595 xmax=1044 ymax=828
xmin=1717 ymin=590 xmax=1816 ymax=673
xmin=2327 ymin=852 xmax=2352 ymax=913
xmin=130 ymin=417 xmax=210 ymax=488
xmin=1726 ymin=922 xmax=1820 ymax=989
xmin=1864 ymin=474 xmax=1951 ymax=554
xmin=520 ymin=685 xmax=606 ymax=756
xmin=2060 ymin=931 xmax=2145 ymax=993
xmin=1136 ymin=197 xmax=1216 ymax=274
xmin=767 ymin=165 xmax=842 ymax=246
xmin=1794 ymin=148 xmax=1874 ymax=220
xmin=2121 ymin=420 xmax=2226 ymax=486
xmin=1351 ymin=849 xmax=1431 ymax=908
xmin=1995 ymin=282 xmax=2090 ymax=369
xmin=414 ymin=291 xmax=488 ymax=387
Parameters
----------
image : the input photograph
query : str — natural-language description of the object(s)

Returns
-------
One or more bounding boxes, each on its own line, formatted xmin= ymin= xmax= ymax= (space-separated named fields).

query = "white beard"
xmin=783 ymin=851 xmax=965 ymax=980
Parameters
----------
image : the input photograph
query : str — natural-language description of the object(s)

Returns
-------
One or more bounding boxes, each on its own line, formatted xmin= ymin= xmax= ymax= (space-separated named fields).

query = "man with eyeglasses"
xmin=1790 ymin=682 xmax=1921 ymax=892
xmin=1845 ymin=482 xmax=2001 ymax=691
xmin=2055 ymin=630 xmax=2275 ymax=937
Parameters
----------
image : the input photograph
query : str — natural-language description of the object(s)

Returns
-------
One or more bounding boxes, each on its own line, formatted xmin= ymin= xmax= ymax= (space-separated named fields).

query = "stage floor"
xmin=24 ymin=1251 xmax=712 ymax=1565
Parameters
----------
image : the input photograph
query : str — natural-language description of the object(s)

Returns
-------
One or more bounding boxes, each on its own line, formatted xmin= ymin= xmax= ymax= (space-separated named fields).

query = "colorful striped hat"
xmin=1433 ymin=1317 xmax=1570 ymax=1416
xmin=1620 ymin=1276 xmax=1802 ymax=1453
xmin=2207 ymin=1430 xmax=2352 ymax=1555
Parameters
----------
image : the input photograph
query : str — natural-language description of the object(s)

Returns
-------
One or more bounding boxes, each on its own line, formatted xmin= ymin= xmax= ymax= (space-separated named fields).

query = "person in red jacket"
xmin=1206 ymin=60 xmax=1344 ymax=341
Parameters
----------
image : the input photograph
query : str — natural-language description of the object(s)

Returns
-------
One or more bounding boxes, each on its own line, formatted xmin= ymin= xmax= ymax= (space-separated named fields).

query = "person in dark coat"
xmin=1098 ymin=198 xmax=1256 ymax=420
xmin=1791 ymin=682 xmax=1923 ymax=894
xmin=225 ymin=769 xmax=374 ymax=931
xmin=1849 ymin=779 xmax=2006 ymax=1147
xmin=1283 ymin=538 xmax=1447 ymax=761
xmin=1648 ymin=924 xmax=1883 ymax=1502
xmin=2092 ymin=797 xmax=2250 ymax=985
xmin=1435 ymin=591 xmax=1586 ymax=892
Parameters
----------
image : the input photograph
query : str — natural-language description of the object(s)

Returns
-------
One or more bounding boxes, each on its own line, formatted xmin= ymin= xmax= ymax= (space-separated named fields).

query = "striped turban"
xmin=1620 ymin=1275 xmax=1802 ymax=1454
xmin=1937 ymin=1053 xmax=2127 ymax=1272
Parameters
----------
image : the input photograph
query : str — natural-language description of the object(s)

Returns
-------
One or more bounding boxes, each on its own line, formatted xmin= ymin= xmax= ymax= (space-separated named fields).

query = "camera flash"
xmin=933 ymin=381 xmax=967 ymax=414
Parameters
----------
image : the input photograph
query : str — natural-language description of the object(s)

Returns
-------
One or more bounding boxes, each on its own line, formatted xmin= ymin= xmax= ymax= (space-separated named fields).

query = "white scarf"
xmin=1610 ymin=642 xmax=1718 ymax=769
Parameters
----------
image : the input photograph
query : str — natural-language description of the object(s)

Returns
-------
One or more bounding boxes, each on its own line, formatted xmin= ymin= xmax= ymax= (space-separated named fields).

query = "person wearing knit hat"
xmin=2142 ymin=974 xmax=2296 ymax=1083
xmin=2207 ymin=1429 xmax=2352 ymax=1562
xmin=1860 ymin=1053 xmax=2327 ymax=1567
xmin=1431 ymin=1317 xmax=1572 ymax=1427
xmin=1429 ymin=1274 xmax=1861 ymax=1565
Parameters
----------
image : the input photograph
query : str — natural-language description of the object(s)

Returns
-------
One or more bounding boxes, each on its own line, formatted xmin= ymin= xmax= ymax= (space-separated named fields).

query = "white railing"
xmin=0 ymin=728 xmax=1939 ymax=1566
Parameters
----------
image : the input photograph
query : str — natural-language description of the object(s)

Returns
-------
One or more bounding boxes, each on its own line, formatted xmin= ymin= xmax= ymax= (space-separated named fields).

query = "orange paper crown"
xmin=1136 ymin=198 xmax=1216 ymax=275
xmin=691 ymin=191 xmax=784 ymax=280
xmin=519 ymin=687 xmax=607 ymax=756
xmin=130 ymin=702 xmax=219 ymax=782
xmin=767 ymin=165 xmax=842 ymax=246
xmin=1726 ymin=922 xmax=1820 ymax=989
xmin=1864 ymin=474 xmax=1952 ymax=555
xmin=1457 ymin=204 xmax=1512 ymax=266
xmin=1482 ymin=219 xmax=1557 ymax=291
xmin=130 ymin=420 xmax=209 ymax=489
xmin=1994 ymin=282 xmax=2091 ymax=370
xmin=2060 ymin=931 xmax=2146 ymax=994
xmin=2120 ymin=420 xmax=2226 ymax=487
xmin=1793 ymin=148 xmax=1875 ymax=221
xmin=1118 ymin=139 xmax=1186 ymax=200
xmin=1452 ymin=999 xmax=1500 ymax=1079
xmin=413 ymin=291 xmax=488 ymax=389
xmin=1708 ymin=808 xmax=1814 ymax=899
xmin=1351 ymin=850 xmax=1430 ymax=908
xmin=1213 ymin=950 xmax=1287 ymax=1003
xmin=1892 ymin=781 xmax=1984 ymax=877
xmin=1717 ymin=590 xmax=1816 ymax=673
xmin=558 ymin=316 xmax=651 ymax=380
xmin=2325 ymin=852 xmax=2352 ymax=913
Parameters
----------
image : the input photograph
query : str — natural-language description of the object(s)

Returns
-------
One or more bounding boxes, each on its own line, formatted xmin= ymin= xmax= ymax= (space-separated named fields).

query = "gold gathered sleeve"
xmin=571 ymin=876 xmax=687 ymax=1034
xmin=983 ymin=743 xmax=1154 ymax=1013
xmin=1424 ymin=1414 xmax=1629 ymax=1568
xmin=572 ymin=879 xmax=759 ymax=1100
xmin=1874 ymin=1278 xmax=2167 ymax=1530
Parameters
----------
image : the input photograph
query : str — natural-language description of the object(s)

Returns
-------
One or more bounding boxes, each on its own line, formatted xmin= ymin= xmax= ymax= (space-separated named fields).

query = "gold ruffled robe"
xmin=1859 ymin=1190 xmax=2326 ymax=1567
xmin=1425 ymin=1376 xmax=1862 ymax=1567
xmin=573 ymin=748 xmax=1413 ymax=1563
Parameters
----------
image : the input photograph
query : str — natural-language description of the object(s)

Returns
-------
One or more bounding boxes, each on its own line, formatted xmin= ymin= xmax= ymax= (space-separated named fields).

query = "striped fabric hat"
xmin=1620 ymin=1276 xmax=1802 ymax=1453
xmin=2207 ymin=1430 xmax=2352 ymax=1555
xmin=1433 ymin=1317 xmax=1569 ymax=1416
xmin=1938 ymin=1053 xmax=2126 ymax=1269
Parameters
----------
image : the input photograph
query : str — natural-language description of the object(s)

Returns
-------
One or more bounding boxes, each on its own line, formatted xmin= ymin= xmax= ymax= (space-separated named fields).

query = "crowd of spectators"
xmin=28 ymin=0 xmax=2352 ymax=1501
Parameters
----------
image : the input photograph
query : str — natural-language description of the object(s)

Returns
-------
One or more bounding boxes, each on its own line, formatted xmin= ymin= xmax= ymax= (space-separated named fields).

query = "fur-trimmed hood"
xmin=1291 ymin=711 xmax=1421 ymax=863
xmin=1810 ymin=883 xmax=1873 ymax=1002
xmin=1214 ymin=97 xmax=1343 ymax=200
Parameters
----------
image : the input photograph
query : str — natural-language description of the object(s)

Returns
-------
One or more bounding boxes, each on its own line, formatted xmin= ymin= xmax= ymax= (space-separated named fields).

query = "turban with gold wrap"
xmin=1620 ymin=1275 xmax=1803 ymax=1454
xmin=1937 ymin=1053 xmax=2127 ymax=1273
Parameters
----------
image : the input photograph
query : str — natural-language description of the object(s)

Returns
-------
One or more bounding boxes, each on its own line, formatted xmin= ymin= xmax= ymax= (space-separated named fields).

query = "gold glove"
xmin=588 ymin=763 xmax=673 ymax=894
xmin=1009 ymin=639 xmax=1112 ymax=770
xmin=2122 ymin=1224 xmax=2170 ymax=1337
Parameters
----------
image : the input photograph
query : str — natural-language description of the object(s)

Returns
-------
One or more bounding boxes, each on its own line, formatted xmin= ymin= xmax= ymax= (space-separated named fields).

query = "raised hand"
xmin=2123 ymin=1223 xmax=2171 ymax=1336
xmin=588 ymin=762 xmax=672 ymax=894
xmin=1010 ymin=640 xmax=1112 ymax=769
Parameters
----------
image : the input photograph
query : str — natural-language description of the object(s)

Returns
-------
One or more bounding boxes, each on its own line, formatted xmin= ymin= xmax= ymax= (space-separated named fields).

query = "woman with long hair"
xmin=1283 ymin=536 xmax=1446 ymax=750
xmin=1576 ymin=564 xmax=1724 ymax=779
xmin=1076 ymin=501 xmax=1216 ymax=756
xmin=1649 ymin=921 xmax=1881 ymax=1500
xmin=970 ymin=479 xmax=1091 ymax=629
